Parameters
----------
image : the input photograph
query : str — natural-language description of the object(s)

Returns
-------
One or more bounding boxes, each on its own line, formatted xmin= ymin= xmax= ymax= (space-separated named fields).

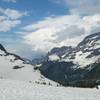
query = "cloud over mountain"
xmin=0 ymin=0 xmax=100 ymax=58
xmin=22 ymin=14 xmax=100 ymax=54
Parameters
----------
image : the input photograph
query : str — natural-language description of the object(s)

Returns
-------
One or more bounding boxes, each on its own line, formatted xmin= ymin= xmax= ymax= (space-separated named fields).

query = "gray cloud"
xmin=53 ymin=25 xmax=85 ymax=42
xmin=51 ymin=0 xmax=100 ymax=15
xmin=91 ymin=26 xmax=100 ymax=34
xmin=22 ymin=13 xmax=100 ymax=54
xmin=70 ymin=5 xmax=100 ymax=15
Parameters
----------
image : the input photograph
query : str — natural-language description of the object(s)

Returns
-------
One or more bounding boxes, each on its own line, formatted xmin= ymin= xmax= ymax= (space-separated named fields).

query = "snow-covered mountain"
xmin=33 ymin=33 xmax=100 ymax=67
xmin=0 ymin=44 xmax=58 ymax=86
xmin=0 ymin=32 xmax=100 ymax=88
xmin=47 ymin=32 xmax=100 ymax=67
xmin=64 ymin=32 xmax=100 ymax=67
xmin=38 ymin=32 xmax=100 ymax=87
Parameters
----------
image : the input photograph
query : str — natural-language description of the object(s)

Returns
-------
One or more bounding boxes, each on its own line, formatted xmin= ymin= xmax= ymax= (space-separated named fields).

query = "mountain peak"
xmin=77 ymin=33 xmax=100 ymax=50
xmin=0 ymin=44 xmax=7 ymax=53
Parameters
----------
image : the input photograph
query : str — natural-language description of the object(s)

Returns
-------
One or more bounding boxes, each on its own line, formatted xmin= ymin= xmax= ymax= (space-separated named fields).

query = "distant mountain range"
xmin=0 ymin=32 xmax=100 ymax=88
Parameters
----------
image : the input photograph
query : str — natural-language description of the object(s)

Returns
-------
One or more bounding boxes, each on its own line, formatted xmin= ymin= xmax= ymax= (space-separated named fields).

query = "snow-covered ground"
xmin=0 ymin=79 xmax=100 ymax=100
xmin=0 ymin=48 xmax=58 ymax=86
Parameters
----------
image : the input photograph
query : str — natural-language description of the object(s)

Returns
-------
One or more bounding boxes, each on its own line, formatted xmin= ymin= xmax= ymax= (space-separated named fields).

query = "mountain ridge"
xmin=38 ymin=32 xmax=100 ymax=87
xmin=0 ymin=32 xmax=100 ymax=88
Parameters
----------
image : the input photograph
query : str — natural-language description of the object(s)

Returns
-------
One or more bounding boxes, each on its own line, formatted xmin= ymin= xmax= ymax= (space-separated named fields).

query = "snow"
xmin=90 ymin=35 xmax=99 ymax=40
xmin=93 ymin=40 xmax=100 ymax=49
xmin=49 ymin=54 xmax=60 ymax=61
xmin=88 ymin=40 xmax=94 ymax=47
xmin=73 ymin=51 xmax=99 ymax=68
xmin=0 ymin=79 xmax=100 ymax=100
xmin=0 ymin=50 xmax=5 ymax=55
xmin=98 ymin=85 xmax=100 ymax=89
xmin=61 ymin=50 xmax=100 ymax=68
xmin=0 ymin=53 xmax=58 ymax=86
xmin=83 ymin=39 xmax=100 ymax=50
xmin=6 ymin=64 xmax=58 ymax=86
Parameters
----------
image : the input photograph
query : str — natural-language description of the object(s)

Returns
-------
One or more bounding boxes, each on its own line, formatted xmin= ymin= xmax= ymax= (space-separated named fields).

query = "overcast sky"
xmin=0 ymin=0 xmax=100 ymax=59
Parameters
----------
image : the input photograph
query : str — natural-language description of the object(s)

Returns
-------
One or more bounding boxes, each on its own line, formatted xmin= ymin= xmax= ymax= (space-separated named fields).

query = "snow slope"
xmin=0 ymin=44 xmax=58 ymax=86
xmin=0 ymin=79 xmax=100 ymax=100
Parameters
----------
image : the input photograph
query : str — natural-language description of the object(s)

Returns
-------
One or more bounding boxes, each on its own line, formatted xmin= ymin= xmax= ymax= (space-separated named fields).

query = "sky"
xmin=0 ymin=0 xmax=100 ymax=59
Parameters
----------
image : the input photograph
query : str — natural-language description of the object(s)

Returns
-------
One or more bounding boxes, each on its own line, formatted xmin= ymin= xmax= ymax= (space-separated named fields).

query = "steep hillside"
xmin=0 ymin=44 xmax=58 ymax=86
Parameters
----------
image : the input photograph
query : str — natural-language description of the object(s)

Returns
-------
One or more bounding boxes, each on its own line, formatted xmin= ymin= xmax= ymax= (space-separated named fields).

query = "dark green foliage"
xmin=84 ymin=62 xmax=100 ymax=79
xmin=40 ymin=61 xmax=75 ymax=85
xmin=68 ymin=79 xmax=100 ymax=88
xmin=40 ymin=60 xmax=100 ymax=88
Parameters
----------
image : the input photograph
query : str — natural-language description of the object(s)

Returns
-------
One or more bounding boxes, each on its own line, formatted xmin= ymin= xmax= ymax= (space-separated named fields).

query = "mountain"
xmin=0 ymin=32 xmax=100 ymax=88
xmin=47 ymin=32 xmax=100 ymax=67
xmin=38 ymin=32 xmax=100 ymax=87
xmin=33 ymin=33 xmax=100 ymax=67
xmin=48 ymin=46 xmax=73 ymax=59
xmin=0 ymin=44 xmax=58 ymax=86
xmin=32 ymin=46 xmax=74 ymax=65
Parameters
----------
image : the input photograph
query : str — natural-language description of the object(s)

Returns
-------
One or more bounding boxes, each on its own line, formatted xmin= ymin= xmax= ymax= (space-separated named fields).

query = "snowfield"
xmin=0 ymin=49 xmax=58 ymax=86
xmin=0 ymin=79 xmax=100 ymax=100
